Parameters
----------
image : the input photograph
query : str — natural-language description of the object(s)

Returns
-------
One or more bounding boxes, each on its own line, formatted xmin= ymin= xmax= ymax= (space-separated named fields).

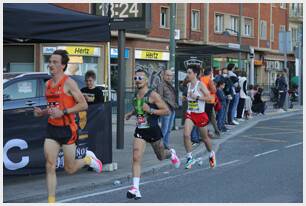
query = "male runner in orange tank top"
xmin=33 ymin=50 xmax=102 ymax=203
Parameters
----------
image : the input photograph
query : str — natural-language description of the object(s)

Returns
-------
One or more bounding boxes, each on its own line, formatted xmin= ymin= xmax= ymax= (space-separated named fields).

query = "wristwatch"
xmin=149 ymin=107 xmax=155 ymax=115
xmin=63 ymin=109 xmax=68 ymax=115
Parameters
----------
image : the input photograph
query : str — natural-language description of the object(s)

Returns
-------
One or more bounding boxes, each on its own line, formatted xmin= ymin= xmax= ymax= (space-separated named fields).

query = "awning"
xmin=176 ymin=44 xmax=250 ymax=56
xmin=4 ymin=3 xmax=110 ymax=43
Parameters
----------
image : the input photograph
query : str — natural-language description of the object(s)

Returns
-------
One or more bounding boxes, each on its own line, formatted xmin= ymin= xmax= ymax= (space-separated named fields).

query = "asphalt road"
xmin=59 ymin=114 xmax=303 ymax=203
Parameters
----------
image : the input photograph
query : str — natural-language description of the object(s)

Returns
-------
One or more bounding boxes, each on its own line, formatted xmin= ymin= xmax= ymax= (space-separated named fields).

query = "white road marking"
xmin=217 ymin=159 xmax=240 ymax=167
xmin=59 ymin=159 xmax=241 ymax=203
xmin=242 ymin=136 xmax=287 ymax=143
xmin=254 ymin=149 xmax=278 ymax=157
xmin=253 ymin=126 xmax=300 ymax=132
xmin=285 ymin=142 xmax=303 ymax=148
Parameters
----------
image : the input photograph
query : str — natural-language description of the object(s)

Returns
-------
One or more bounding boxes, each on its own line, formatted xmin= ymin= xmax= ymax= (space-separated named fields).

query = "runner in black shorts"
xmin=124 ymin=68 xmax=181 ymax=200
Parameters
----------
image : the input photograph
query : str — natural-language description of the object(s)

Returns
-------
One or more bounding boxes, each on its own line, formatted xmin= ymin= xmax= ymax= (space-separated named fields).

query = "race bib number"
xmin=47 ymin=101 xmax=60 ymax=109
xmin=136 ymin=115 xmax=149 ymax=128
xmin=188 ymin=101 xmax=199 ymax=111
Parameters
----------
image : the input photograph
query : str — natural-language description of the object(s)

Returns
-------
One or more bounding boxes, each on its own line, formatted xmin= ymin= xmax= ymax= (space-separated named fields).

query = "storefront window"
xmin=4 ymin=45 xmax=34 ymax=73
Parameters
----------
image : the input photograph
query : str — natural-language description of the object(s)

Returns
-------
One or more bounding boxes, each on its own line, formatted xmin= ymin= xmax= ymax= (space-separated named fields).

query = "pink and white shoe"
xmin=127 ymin=186 xmax=142 ymax=200
xmin=170 ymin=149 xmax=181 ymax=169
xmin=86 ymin=150 xmax=103 ymax=173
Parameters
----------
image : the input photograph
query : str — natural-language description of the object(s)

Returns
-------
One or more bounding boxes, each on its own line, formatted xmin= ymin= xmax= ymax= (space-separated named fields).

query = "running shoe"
xmin=170 ymin=149 xmax=181 ymax=169
xmin=86 ymin=150 xmax=103 ymax=173
xmin=209 ymin=152 xmax=216 ymax=169
xmin=232 ymin=120 xmax=240 ymax=125
xmin=127 ymin=186 xmax=142 ymax=200
xmin=185 ymin=157 xmax=195 ymax=169
xmin=192 ymin=142 xmax=200 ymax=147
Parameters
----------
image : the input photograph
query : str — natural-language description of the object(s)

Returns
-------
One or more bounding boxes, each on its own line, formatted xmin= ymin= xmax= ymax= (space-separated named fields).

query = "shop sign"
xmin=254 ymin=60 xmax=263 ymax=66
xmin=56 ymin=46 xmax=101 ymax=56
xmin=228 ymin=43 xmax=240 ymax=49
xmin=135 ymin=50 xmax=169 ymax=61
xmin=43 ymin=47 xmax=57 ymax=54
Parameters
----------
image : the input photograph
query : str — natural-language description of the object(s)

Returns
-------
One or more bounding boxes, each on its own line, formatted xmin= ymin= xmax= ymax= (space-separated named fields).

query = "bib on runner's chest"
xmin=133 ymin=89 xmax=153 ymax=129
xmin=188 ymin=100 xmax=200 ymax=112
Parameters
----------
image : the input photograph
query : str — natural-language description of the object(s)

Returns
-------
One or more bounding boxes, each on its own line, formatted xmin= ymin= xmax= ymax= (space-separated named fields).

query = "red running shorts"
xmin=185 ymin=112 xmax=209 ymax=127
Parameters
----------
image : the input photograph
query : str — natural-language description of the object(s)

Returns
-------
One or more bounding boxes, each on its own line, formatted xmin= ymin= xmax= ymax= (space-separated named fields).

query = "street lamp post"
xmin=223 ymin=4 xmax=243 ymax=70
xmin=223 ymin=28 xmax=241 ymax=68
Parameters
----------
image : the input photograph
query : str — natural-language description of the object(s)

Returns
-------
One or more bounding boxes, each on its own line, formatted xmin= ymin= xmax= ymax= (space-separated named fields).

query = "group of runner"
xmin=34 ymin=50 xmax=216 ymax=202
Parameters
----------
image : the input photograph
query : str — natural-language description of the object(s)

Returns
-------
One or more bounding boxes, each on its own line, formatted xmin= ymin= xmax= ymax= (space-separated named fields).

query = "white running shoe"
xmin=127 ymin=186 xmax=142 ymax=200
xmin=170 ymin=148 xmax=181 ymax=169
xmin=86 ymin=150 xmax=103 ymax=173
xmin=209 ymin=152 xmax=216 ymax=169
xmin=232 ymin=120 xmax=240 ymax=125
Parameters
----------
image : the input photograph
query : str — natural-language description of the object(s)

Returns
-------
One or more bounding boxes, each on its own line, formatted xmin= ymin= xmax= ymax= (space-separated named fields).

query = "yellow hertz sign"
xmin=141 ymin=51 xmax=164 ymax=60
xmin=66 ymin=46 xmax=95 ymax=56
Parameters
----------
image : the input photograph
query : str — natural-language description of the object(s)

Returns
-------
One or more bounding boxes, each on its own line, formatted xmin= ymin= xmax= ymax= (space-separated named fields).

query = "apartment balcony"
xmin=289 ymin=10 xmax=303 ymax=23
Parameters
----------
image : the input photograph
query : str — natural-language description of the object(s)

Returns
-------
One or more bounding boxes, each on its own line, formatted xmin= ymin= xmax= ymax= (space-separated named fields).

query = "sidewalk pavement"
xmin=3 ymin=103 xmax=303 ymax=203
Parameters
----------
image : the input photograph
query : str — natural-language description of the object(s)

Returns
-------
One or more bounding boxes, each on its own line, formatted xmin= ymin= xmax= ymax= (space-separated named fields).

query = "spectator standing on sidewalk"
xmin=200 ymin=67 xmax=221 ymax=137
xmin=227 ymin=64 xmax=240 ymax=125
xmin=215 ymin=79 xmax=227 ymax=132
xmin=81 ymin=70 xmax=104 ymax=105
xmin=277 ymin=72 xmax=288 ymax=111
xmin=156 ymin=69 xmax=178 ymax=149
xmin=221 ymin=67 xmax=234 ymax=126
xmin=244 ymin=85 xmax=253 ymax=119
xmin=237 ymin=71 xmax=248 ymax=120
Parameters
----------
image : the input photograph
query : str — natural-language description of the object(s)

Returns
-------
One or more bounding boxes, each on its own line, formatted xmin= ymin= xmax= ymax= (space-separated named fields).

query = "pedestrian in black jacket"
xmin=277 ymin=73 xmax=288 ymax=109
xmin=252 ymin=87 xmax=266 ymax=114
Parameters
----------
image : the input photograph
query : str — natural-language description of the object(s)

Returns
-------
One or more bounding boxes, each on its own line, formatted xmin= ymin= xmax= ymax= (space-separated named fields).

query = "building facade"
xmin=4 ymin=3 xmax=301 ymax=91
xmin=288 ymin=3 xmax=303 ymax=78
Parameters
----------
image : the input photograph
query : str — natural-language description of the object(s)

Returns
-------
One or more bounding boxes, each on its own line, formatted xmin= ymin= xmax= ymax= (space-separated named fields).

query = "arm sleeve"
xmin=156 ymin=82 xmax=164 ymax=97
xmin=243 ymin=81 xmax=247 ymax=95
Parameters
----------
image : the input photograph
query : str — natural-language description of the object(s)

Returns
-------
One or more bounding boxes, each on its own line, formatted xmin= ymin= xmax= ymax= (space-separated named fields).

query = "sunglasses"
xmin=134 ymin=76 xmax=146 ymax=81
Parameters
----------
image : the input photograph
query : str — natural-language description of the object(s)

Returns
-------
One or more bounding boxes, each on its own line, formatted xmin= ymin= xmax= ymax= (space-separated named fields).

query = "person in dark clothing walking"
xmin=277 ymin=72 xmax=288 ymax=110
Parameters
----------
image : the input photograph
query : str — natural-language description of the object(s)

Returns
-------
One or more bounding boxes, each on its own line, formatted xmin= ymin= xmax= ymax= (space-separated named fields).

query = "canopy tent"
xmin=4 ymin=3 xmax=110 ymax=43
xmin=176 ymin=44 xmax=250 ymax=55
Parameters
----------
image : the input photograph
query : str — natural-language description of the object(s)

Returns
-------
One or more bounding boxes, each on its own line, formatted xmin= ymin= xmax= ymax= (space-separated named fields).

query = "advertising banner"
xmin=3 ymin=103 xmax=112 ymax=176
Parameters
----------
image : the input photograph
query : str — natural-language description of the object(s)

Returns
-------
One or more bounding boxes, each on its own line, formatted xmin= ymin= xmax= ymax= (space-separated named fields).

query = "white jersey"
xmin=187 ymin=81 xmax=205 ymax=113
